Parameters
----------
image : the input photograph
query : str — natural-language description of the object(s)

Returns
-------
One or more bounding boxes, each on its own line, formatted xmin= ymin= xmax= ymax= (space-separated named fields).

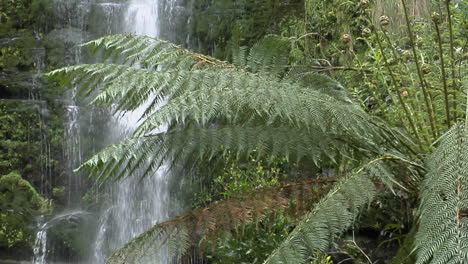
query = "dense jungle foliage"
xmin=1 ymin=0 xmax=468 ymax=263
xmin=1 ymin=0 xmax=66 ymax=260
xmin=47 ymin=0 xmax=468 ymax=263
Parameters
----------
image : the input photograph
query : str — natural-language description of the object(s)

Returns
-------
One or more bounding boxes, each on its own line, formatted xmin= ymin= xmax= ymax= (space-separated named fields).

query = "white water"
xmin=31 ymin=1 xmax=185 ymax=263
xmin=32 ymin=211 xmax=91 ymax=264
xmin=92 ymin=1 xmax=180 ymax=263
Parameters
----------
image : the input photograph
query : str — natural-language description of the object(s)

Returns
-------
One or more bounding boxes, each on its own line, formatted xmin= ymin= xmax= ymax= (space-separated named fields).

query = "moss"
xmin=0 ymin=172 xmax=49 ymax=249
xmin=0 ymin=212 xmax=30 ymax=248
xmin=0 ymin=171 xmax=47 ymax=213
xmin=52 ymin=186 xmax=65 ymax=199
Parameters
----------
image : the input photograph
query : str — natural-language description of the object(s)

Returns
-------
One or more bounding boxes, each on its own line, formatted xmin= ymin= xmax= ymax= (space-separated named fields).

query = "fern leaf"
xmin=416 ymin=123 xmax=468 ymax=264
xmin=105 ymin=179 xmax=336 ymax=264
xmin=81 ymin=34 xmax=229 ymax=70
xmin=245 ymin=35 xmax=291 ymax=77
xmin=48 ymin=63 xmax=382 ymax=145
xmin=263 ymin=156 xmax=411 ymax=264
xmin=77 ymin=126 xmax=352 ymax=181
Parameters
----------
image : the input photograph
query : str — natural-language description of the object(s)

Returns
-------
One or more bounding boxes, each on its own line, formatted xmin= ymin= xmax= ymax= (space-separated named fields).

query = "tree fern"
xmin=416 ymin=122 xmax=468 ymax=264
xmin=46 ymin=34 xmax=426 ymax=263
xmin=263 ymin=155 xmax=414 ymax=264
xmin=46 ymin=34 xmax=394 ymax=182
xmin=106 ymin=179 xmax=336 ymax=264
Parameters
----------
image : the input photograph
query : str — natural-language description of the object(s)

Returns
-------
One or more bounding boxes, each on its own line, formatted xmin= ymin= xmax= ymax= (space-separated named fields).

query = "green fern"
xmin=46 ymin=34 xmax=394 ymax=182
xmin=108 ymin=223 xmax=189 ymax=264
xmin=78 ymin=126 xmax=350 ymax=182
xmin=263 ymin=155 xmax=413 ymax=264
xmin=416 ymin=122 xmax=468 ymax=264
xmin=45 ymin=34 xmax=427 ymax=263
xmin=106 ymin=178 xmax=336 ymax=264
xmin=228 ymin=34 xmax=290 ymax=76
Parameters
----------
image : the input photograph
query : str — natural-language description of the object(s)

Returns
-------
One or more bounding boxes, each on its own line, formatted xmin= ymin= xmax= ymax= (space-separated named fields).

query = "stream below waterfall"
xmin=29 ymin=1 xmax=191 ymax=263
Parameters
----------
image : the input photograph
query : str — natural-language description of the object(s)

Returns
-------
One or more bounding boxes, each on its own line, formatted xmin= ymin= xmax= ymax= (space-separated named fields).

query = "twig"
xmin=288 ymin=65 xmax=372 ymax=72
xmin=350 ymin=230 xmax=374 ymax=264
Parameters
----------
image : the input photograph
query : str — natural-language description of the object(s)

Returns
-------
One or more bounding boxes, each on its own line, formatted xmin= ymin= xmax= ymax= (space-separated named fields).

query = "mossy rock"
xmin=0 ymin=172 xmax=48 ymax=249
xmin=0 ymin=171 xmax=47 ymax=214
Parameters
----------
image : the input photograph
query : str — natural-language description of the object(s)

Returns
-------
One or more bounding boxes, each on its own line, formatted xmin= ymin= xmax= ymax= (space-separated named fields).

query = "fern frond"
xmin=48 ymin=63 xmax=382 ymax=144
xmin=108 ymin=223 xmax=189 ymax=264
xmin=135 ymin=76 xmax=376 ymax=137
xmin=263 ymin=155 xmax=412 ymax=264
xmin=415 ymin=122 xmax=468 ymax=264
xmin=78 ymin=126 xmax=352 ymax=181
xmin=245 ymin=35 xmax=291 ymax=77
xmin=81 ymin=34 xmax=229 ymax=70
xmin=105 ymin=179 xmax=336 ymax=264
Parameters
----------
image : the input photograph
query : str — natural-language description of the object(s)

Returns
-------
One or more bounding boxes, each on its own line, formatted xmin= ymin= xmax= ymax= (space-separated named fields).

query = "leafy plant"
xmin=46 ymin=0 xmax=467 ymax=263
xmin=0 ymin=171 xmax=49 ymax=248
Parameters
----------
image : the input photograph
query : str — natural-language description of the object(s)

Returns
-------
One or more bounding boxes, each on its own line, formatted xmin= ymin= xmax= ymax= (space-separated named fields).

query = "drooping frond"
xmin=78 ymin=126 xmax=354 ymax=182
xmin=263 ymin=155 xmax=414 ymax=264
xmin=80 ymin=34 xmax=229 ymax=70
xmin=107 ymin=223 xmax=189 ymax=264
xmin=415 ymin=122 xmax=468 ymax=264
xmin=106 ymin=179 xmax=336 ymax=264
xmin=46 ymin=34 xmax=395 ymax=182
xmin=243 ymin=35 xmax=291 ymax=77
xmin=47 ymin=62 xmax=373 ymax=135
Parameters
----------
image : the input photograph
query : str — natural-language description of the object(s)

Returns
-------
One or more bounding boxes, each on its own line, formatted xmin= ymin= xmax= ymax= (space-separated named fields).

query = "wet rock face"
xmin=2 ymin=1 xmax=193 ymax=262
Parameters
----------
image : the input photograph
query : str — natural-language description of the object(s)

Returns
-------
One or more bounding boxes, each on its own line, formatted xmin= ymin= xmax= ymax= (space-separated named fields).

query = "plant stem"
xmin=445 ymin=0 xmax=458 ymax=120
xmin=401 ymin=0 xmax=446 ymax=132
xmin=381 ymin=28 xmax=436 ymax=140
xmin=424 ymin=79 xmax=441 ymax=138
xmin=434 ymin=21 xmax=451 ymax=128
xmin=374 ymin=31 xmax=423 ymax=149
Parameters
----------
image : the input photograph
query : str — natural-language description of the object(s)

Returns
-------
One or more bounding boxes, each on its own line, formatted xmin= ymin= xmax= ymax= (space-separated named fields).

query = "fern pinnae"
xmin=416 ymin=122 xmax=468 ymax=264
xmin=264 ymin=154 xmax=419 ymax=264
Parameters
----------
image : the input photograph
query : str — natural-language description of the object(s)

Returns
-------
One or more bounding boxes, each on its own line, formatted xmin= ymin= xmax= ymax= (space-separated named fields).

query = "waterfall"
xmin=125 ymin=0 xmax=160 ymax=37
xmin=32 ymin=211 xmax=91 ymax=264
xmin=91 ymin=2 xmax=179 ymax=263
xmin=32 ymin=228 xmax=47 ymax=264
xmin=30 ymin=1 xmax=190 ymax=263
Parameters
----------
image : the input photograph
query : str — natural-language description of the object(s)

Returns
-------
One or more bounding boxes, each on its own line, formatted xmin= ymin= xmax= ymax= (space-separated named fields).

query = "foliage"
xmin=0 ymin=0 xmax=53 ymax=34
xmin=0 ymin=171 xmax=47 ymax=213
xmin=0 ymin=34 xmax=39 ymax=72
xmin=193 ymin=156 xmax=286 ymax=207
xmin=46 ymin=0 xmax=467 ymax=263
xmin=0 ymin=101 xmax=64 ymax=193
xmin=105 ymin=178 xmax=335 ymax=263
xmin=188 ymin=0 xmax=303 ymax=57
xmin=48 ymin=35 xmax=397 ymax=183
xmin=0 ymin=171 xmax=48 ymax=248
xmin=291 ymin=0 xmax=467 ymax=149
xmin=205 ymin=213 xmax=293 ymax=264
xmin=48 ymin=33 xmax=415 ymax=263
xmin=416 ymin=122 xmax=468 ymax=263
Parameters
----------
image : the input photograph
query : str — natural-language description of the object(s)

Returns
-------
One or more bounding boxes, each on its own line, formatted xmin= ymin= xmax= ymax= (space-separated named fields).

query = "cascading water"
xmin=92 ymin=1 xmax=180 ymax=262
xmin=32 ymin=211 xmax=91 ymax=264
xmin=32 ymin=1 xmax=128 ymax=263
xmin=31 ymin=1 xmax=190 ymax=263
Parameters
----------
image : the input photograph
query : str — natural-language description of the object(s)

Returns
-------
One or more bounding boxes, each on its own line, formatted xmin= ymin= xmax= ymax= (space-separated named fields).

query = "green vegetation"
xmin=0 ymin=0 xmax=466 ymax=262
xmin=0 ymin=171 xmax=48 ymax=248
xmin=47 ymin=0 xmax=467 ymax=263
xmin=0 ymin=0 xmax=67 ymax=259
xmin=0 ymin=0 xmax=53 ymax=34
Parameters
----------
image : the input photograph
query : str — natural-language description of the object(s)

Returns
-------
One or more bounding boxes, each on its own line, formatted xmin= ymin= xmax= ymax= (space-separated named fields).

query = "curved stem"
xmin=381 ymin=28 xmax=436 ymax=140
xmin=434 ymin=21 xmax=451 ymax=129
xmin=401 ymin=0 xmax=447 ymax=131
xmin=445 ymin=0 xmax=458 ymax=120
xmin=374 ymin=31 xmax=423 ymax=149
